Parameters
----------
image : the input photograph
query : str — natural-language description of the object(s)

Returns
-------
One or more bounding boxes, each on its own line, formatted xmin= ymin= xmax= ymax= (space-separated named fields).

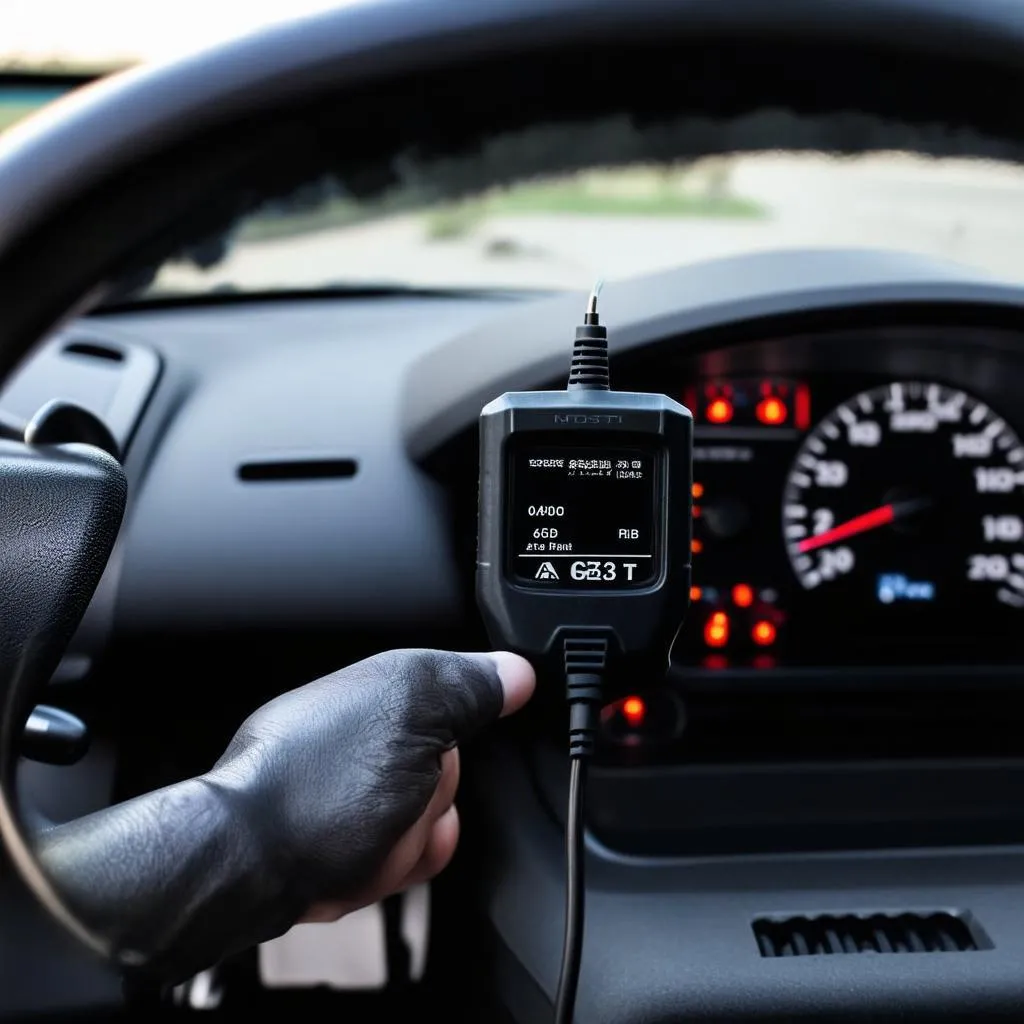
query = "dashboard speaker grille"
xmin=753 ymin=911 xmax=986 ymax=957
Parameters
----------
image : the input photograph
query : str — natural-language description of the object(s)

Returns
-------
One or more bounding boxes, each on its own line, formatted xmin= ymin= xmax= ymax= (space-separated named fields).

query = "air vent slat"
xmin=753 ymin=911 xmax=985 ymax=957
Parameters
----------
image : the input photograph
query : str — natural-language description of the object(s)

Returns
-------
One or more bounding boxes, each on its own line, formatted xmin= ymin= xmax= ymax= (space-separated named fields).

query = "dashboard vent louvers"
xmin=237 ymin=458 xmax=358 ymax=482
xmin=753 ymin=911 xmax=986 ymax=957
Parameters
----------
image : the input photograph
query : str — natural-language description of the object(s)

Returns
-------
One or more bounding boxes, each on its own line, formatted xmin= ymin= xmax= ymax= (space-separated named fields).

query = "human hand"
xmin=206 ymin=649 xmax=535 ymax=924
xmin=34 ymin=648 xmax=534 ymax=982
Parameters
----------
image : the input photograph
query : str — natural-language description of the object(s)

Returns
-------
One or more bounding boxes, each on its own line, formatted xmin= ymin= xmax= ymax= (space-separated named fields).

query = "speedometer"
xmin=782 ymin=381 xmax=1024 ymax=616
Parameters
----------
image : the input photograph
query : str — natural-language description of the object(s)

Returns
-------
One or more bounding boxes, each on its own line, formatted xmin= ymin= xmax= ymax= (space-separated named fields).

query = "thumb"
xmin=472 ymin=651 xmax=536 ymax=718
xmin=373 ymin=649 xmax=535 ymax=745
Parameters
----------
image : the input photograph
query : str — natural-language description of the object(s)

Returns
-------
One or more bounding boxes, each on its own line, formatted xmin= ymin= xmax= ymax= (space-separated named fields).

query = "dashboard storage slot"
xmin=753 ymin=911 xmax=988 ymax=957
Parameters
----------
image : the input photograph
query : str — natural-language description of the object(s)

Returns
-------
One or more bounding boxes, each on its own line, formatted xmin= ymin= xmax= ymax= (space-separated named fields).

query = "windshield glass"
xmin=146 ymin=153 xmax=1024 ymax=296
xmin=6 ymin=8 xmax=1024 ymax=300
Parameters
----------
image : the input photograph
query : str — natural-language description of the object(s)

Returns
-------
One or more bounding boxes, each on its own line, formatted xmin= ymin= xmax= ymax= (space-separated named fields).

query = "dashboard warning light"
xmin=795 ymin=383 xmax=812 ymax=429
xmin=732 ymin=583 xmax=754 ymax=608
xmin=690 ymin=585 xmax=702 ymax=602
xmin=622 ymin=696 xmax=646 ymax=728
xmin=707 ymin=397 xmax=734 ymax=424
xmin=752 ymin=620 xmax=777 ymax=646
xmin=704 ymin=611 xmax=730 ymax=648
xmin=756 ymin=396 xmax=787 ymax=425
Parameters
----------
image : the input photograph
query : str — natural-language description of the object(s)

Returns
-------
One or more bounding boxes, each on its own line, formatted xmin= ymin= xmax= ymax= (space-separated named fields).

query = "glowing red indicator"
xmin=690 ymin=585 xmax=703 ymax=602
xmin=752 ymin=620 xmax=777 ymax=646
xmin=704 ymin=611 xmax=730 ymax=648
xmin=692 ymin=482 xmax=705 ymax=499
xmin=732 ymin=583 xmax=754 ymax=608
xmin=756 ymin=396 xmax=787 ymax=425
xmin=795 ymin=383 xmax=812 ymax=430
xmin=622 ymin=696 xmax=646 ymax=728
xmin=706 ymin=398 xmax=733 ymax=424
xmin=691 ymin=538 xmax=703 ymax=554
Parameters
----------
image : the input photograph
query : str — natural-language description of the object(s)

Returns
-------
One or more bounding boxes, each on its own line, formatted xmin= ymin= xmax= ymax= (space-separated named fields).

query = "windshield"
xmin=6 ymin=11 xmax=1024 ymax=300
xmin=146 ymin=152 xmax=1024 ymax=296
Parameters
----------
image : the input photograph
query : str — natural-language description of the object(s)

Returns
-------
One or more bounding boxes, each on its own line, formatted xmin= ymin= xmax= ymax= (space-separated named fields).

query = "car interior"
xmin=5 ymin=1 xmax=1024 ymax=1021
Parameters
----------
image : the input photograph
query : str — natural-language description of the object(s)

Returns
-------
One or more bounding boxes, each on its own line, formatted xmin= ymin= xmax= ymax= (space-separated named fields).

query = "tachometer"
xmin=782 ymin=381 xmax=1024 ymax=612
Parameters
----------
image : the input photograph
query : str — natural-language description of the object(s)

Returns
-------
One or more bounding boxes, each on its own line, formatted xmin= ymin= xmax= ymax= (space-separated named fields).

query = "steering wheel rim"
xmin=4 ymin=0 xmax=1024 ymax=970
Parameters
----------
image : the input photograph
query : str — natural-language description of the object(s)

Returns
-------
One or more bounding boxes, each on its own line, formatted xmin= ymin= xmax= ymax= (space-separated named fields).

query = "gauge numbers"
xmin=782 ymin=381 xmax=1024 ymax=612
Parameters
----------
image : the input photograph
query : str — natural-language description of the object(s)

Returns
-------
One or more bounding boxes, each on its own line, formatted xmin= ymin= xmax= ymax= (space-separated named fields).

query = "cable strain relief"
xmin=566 ymin=678 xmax=601 ymax=758
xmin=567 ymin=324 xmax=609 ymax=391
xmin=563 ymin=634 xmax=610 ymax=676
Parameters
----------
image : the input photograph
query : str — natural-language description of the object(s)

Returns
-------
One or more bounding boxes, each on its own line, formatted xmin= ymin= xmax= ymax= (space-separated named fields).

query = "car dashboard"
xmin=5 ymin=248 xmax=1024 ymax=1021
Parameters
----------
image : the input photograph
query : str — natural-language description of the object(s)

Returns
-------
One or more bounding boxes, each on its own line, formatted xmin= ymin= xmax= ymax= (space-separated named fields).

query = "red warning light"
xmin=756 ymin=396 xmax=787 ymax=425
xmin=752 ymin=620 xmax=777 ymax=646
xmin=732 ymin=583 xmax=754 ymax=608
xmin=706 ymin=397 xmax=734 ymax=424
xmin=690 ymin=585 xmax=703 ymax=602
xmin=622 ymin=696 xmax=646 ymax=728
xmin=691 ymin=538 xmax=703 ymax=554
xmin=704 ymin=611 xmax=730 ymax=648
xmin=795 ymin=383 xmax=812 ymax=430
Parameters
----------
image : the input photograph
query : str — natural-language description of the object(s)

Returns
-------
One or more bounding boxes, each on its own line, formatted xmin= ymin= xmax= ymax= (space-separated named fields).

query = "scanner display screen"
xmin=509 ymin=445 xmax=659 ymax=588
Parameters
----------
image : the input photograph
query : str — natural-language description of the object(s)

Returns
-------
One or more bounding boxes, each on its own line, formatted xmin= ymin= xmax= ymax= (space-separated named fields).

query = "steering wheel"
xmin=3 ymin=0 xmax=1024 ymax=979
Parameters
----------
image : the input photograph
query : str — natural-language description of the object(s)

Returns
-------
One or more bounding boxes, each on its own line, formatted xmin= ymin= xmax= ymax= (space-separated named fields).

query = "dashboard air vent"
xmin=753 ymin=911 xmax=986 ymax=957
xmin=237 ymin=458 xmax=358 ymax=482
xmin=63 ymin=340 xmax=125 ymax=362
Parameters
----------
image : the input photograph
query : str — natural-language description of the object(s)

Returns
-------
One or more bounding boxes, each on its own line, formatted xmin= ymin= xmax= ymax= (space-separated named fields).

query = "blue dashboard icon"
xmin=877 ymin=573 xmax=936 ymax=604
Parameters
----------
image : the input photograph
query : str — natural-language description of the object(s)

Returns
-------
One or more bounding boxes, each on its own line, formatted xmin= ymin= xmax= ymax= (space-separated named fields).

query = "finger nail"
xmin=487 ymin=651 xmax=536 ymax=717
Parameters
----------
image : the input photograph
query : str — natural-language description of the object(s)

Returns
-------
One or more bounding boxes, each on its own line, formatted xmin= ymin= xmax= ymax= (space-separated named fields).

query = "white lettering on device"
xmin=569 ymin=560 xmax=618 ymax=581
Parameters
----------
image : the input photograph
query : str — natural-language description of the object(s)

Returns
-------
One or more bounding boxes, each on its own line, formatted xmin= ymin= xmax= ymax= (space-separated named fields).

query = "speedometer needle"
xmin=797 ymin=502 xmax=918 ymax=554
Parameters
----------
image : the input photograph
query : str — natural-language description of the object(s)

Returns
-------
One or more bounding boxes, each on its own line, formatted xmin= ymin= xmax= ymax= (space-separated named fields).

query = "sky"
xmin=4 ymin=0 xmax=366 ymax=64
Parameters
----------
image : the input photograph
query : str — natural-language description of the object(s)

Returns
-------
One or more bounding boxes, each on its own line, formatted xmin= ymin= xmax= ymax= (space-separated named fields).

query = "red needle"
xmin=797 ymin=504 xmax=895 ymax=554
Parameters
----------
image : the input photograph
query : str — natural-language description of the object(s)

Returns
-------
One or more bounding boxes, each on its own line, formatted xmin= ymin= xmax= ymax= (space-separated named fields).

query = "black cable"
xmin=556 ymin=640 xmax=606 ymax=1024
xmin=553 ymin=756 xmax=588 ymax=1024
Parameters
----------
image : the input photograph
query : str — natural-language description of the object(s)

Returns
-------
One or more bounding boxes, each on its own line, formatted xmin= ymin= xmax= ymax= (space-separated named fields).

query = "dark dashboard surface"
xmin=5 ymin=249 xmax=1024 ymax=1022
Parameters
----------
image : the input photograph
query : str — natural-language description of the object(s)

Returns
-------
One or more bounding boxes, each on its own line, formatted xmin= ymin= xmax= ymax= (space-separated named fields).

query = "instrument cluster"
xmin=668 ymin=373 xmax=1024 ymax=671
